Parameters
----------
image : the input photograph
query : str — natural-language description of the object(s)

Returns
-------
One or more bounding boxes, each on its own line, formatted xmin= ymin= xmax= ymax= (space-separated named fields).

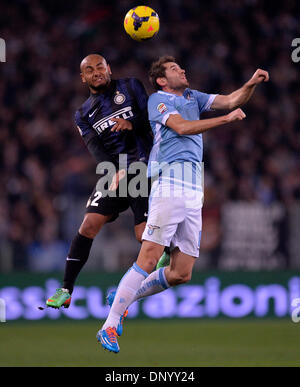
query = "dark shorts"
xmin=85 ymin=176 xmax=150 ymax=225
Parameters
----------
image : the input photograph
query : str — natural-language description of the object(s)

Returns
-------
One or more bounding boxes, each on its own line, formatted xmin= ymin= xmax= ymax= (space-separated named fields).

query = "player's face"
xmin=163 ymin=62 xmax=189 ymax=90
xmin=80 ymin=56 xmax=112 ymax=92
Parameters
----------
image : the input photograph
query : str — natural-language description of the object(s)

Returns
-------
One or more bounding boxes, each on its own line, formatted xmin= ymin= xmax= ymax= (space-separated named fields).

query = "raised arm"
xmin=166 ymin=108 xmax=246 ymax=136
xmin=211 ymin=69 xmax=269 ymax=110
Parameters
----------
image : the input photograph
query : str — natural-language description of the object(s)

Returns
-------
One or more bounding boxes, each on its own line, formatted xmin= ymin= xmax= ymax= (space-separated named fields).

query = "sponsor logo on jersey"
xmin=114 ymin=92 xmax=126 ymax=105
xmin=93 ymin=106 xmax=134 ymax=134
xmin=157 ymin=103 xmax=167 ymax=114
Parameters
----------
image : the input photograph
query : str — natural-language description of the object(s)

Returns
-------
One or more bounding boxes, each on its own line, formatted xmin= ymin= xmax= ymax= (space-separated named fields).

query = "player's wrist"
xmin=245 ymin=79 xmax=257 ymax=88
xmin=224 ymin=113 xmax=234 ymax=123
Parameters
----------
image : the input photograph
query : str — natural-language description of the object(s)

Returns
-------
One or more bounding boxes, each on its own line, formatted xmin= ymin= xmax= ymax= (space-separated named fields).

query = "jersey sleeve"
xmin=74 ymin=110 xmax=118 ymax=167
xmin=193 ymin=91 xmax=218 ymax=113
xmin=74 ymin=110 xmax=92 ymax=137
xmin=148 ymin=93 xmax=180 ymax=126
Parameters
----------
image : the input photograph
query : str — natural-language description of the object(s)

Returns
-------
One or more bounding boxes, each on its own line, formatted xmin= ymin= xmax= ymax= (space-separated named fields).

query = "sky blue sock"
xmin=134 ymin=267 xmax=170 ymax=301
xmin=102 ymin=262 xmax=148 ymax=330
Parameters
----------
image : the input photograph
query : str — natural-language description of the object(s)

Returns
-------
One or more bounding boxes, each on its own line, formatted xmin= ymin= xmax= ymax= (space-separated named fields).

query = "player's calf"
xmin=164 ymin=249 xmax=196 ymax=286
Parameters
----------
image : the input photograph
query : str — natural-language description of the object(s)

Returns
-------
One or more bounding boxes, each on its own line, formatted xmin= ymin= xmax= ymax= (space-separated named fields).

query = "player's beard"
xmin=89 ymin=75 xmax=111 ymax=92
xmin=168 ymin=77 xmax=189 ymax=93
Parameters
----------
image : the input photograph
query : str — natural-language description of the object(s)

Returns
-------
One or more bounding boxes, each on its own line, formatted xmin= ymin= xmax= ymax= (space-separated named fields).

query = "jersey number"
xmin=90 ymin=191 xmax=103 ymax=207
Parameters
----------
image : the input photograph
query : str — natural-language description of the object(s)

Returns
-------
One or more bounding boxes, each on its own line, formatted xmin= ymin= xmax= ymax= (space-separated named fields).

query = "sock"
xmin=102 ymin=262 xmax=148 ymax=330
xmin=63 ymin=232 xmax=93 ymax=295
xmin=133 ymin=267 xmax=170 ymax=301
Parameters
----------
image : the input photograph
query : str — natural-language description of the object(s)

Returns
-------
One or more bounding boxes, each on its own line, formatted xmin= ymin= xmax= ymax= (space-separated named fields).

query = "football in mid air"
xmin=124 ymin=6 xmax=159 ymax=42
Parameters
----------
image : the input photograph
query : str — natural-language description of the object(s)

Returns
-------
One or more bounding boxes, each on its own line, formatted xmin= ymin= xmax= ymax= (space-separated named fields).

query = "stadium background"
xmin=1 ymin=0 xmax=300 ymax=367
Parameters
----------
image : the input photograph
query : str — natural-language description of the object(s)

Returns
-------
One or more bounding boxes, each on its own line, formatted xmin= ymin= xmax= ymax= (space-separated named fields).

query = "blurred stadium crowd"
xmin=0 ymin=0 xmax=299 ymax=272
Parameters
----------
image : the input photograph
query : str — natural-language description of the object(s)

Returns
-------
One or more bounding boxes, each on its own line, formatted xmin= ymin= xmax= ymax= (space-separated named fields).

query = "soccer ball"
xmin=124 ymin=6 xmax=160 ymax=42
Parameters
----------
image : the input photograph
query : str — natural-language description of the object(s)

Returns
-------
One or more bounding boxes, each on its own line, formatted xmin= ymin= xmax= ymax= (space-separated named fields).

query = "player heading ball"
xmin=98 ymin=55 xmax=269 ymax=353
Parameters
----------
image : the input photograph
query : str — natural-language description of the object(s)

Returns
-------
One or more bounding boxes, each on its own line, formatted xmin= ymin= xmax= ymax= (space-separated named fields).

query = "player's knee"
xmin=79 ymin=217 xmax=102 ymax=239
xmin=142 ymin=242 xmax=161 ymax=261
xmin=137 ymin=241 xmax=163 ymax=272
xmin=79 ymin=223 xmax=98 ymax=239
xmin=140 ymin=251 xmax=158 ymax=269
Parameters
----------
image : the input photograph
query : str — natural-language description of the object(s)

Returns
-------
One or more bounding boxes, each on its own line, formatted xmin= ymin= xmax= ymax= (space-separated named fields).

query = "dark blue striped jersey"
xmin=75 ymin=78 xmax=153 ymax=169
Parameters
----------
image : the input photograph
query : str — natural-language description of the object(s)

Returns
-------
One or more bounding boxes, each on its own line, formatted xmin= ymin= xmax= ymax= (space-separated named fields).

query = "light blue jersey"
xmin=147 ymin=88 xmax=216 ymax=186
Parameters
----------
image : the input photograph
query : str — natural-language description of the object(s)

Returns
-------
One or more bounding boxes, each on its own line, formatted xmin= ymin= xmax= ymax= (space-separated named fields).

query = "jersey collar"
xmin=158 ymin=88 xmax=190 ymax=98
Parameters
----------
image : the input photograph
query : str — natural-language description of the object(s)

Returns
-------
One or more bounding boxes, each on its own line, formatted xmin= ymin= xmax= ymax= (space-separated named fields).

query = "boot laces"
xmin=106 ymin=327 xmax=118 ymax=342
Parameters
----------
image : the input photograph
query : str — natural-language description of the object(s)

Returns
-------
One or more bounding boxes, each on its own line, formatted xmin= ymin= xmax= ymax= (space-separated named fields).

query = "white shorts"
xmin=142 ymin=177 xmax=204 ymax=257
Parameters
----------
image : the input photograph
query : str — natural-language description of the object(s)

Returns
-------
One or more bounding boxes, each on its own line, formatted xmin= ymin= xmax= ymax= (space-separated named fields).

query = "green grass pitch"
xmin=0 ymin=319 xmax=299 ymax=367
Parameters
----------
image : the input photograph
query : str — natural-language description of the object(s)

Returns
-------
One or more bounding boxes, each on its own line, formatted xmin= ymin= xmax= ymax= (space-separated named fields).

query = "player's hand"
xmin=109 ymin=169 xmax=126 ymax=191
xmin=111 ymin=118 xmax=133 ymax=132
xmin=248 ymin=69 xmax=269 ymax=86
xmin=226 ymin=108 xmax=246 ymax=123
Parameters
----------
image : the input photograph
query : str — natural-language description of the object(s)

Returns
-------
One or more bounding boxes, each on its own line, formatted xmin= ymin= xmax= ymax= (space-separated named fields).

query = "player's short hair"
xmin=149 ymin=55 xmax=176 ymax=90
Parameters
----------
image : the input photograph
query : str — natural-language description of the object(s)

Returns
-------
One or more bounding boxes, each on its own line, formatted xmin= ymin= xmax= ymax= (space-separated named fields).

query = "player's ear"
xmin=156 ymin=77 xmax=167 ymax=88
xmin=107 ymin=64 xmax=112 ymax=76
xmin=80 ymin=72 xmax=86 ymax=84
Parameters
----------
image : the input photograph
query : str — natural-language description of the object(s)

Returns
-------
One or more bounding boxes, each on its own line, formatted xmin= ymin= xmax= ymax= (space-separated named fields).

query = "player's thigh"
xmin=86 ymin=187 xmax=129 ymax=222
xmin=170 ymin=198 xmax=202 ymax=258
xmin=79 ymin=213 xmax=112 ymax=238
xmin=142 ymin=192 xmax=185 ymax=247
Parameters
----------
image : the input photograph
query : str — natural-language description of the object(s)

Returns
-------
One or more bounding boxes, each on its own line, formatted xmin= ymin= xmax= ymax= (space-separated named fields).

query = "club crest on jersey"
xmin=114 ymin=92 xmax=126 ymax=105
xmin=147 ymin=224 xmax=160 ymax=235
xmin=157 ymin=103 xmax=167 ymax=114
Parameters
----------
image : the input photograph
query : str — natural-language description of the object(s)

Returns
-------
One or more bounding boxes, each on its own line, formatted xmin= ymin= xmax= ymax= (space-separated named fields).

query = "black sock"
xmin=63 ymin=232 xmax=93 ymax=295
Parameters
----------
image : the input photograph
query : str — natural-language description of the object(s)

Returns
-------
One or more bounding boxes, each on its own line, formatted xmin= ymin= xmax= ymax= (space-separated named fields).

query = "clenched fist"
xmin=248 ymin=69 xmax=269 ymax=86
xmin=226 ymin=108 xmax=246 ymax=123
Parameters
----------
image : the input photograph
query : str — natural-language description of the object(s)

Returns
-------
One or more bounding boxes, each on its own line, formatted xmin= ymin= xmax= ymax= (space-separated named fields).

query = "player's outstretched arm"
xmin=166 ymin=108 xmax=246 ymax=136
xmin=211 ymin=69 xmax=269 ymax=110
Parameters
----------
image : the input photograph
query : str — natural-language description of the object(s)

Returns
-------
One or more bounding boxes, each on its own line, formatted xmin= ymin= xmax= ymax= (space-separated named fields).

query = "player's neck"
xmin=89 ymin=87 xmax=107 ymax=95
xmin=162 ymin=86 xmax=184 ymax=96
